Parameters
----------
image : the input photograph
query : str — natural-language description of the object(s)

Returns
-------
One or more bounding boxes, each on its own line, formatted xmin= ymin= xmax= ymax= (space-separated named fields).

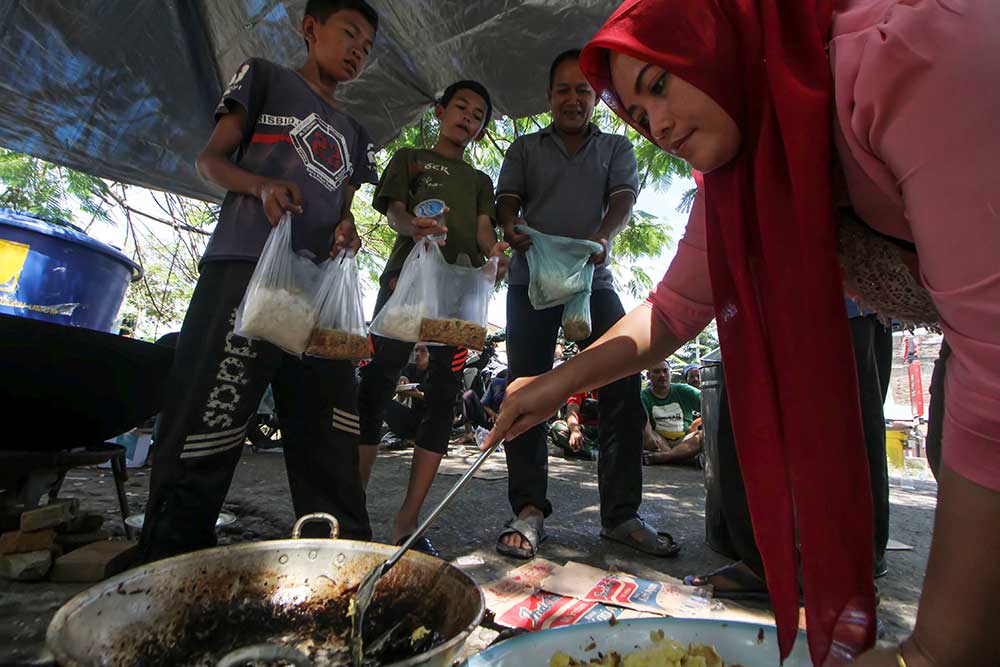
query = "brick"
xmin=55 ymin=530 xmax=111 ymax=553
xmin=19 ymin=499 xmax=79 ymax=532
xmin=0 ymin=503 xmax=27 ymax=533
xmin=0 ymin=550 xmax=52 ymax=581
xmin=64 ymin=513 xmax=105 ymax=534
xmin=0 ymin=529 xmax=57 ymax=555
xmin=49 ymin=540 xmax=137 ymax=583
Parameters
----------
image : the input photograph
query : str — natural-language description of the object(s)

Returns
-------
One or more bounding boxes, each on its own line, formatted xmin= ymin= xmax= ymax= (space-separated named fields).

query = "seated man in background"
xmin=462 ymin=369 xmax=508 ymax=437
xmin=683 ymin=364 xmax=702 ymax=389
xmin=549 ymin=391 xmax=600 ymax=460
xmin=382 ymin=343 xmax=431 ymax=449
xmin=641 ymin=360 xmax=703 ymax=466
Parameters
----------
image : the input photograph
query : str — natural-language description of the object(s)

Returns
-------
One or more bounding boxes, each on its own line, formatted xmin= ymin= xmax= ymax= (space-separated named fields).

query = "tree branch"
xmin=485 ymin=129 xmax=508 ymax=156
xmin=124 ymin=203 xmax=210 ymax=236
xmin=122 ymin=205 xmax=168 ymax=320
xmin=97 ymin=187 xmax=211 ymax=236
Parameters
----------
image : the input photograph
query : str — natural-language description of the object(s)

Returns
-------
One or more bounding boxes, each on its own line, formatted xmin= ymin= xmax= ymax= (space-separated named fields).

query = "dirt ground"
xmin=0 ymin=445 xmax=936 ymax=665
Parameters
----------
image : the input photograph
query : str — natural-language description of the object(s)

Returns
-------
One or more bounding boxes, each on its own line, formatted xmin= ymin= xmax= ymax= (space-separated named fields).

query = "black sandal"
xmin=684 ymin=561 xmax=770 ymax=602
xmin=396 ymin=534 xmax=440 ymax=558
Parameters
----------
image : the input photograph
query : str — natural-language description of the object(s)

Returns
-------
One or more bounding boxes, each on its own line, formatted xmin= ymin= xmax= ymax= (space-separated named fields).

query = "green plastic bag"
xmin=562 ymin=291 xmax=593 ymax=341
xmin=517 ymin=225 xmax=600 ymax=340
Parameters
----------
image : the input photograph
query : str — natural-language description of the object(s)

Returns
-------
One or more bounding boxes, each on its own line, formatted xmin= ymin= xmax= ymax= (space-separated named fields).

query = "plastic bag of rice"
xmin=306 ymin=250 xmax=370 ymax=360
xmin=235 ymin=213 xmax=320 ymax=356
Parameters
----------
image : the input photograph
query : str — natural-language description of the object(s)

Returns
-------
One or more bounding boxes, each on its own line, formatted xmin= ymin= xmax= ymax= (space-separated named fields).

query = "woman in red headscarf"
xmin=485 ymin=1 xmax=1000 ymax=666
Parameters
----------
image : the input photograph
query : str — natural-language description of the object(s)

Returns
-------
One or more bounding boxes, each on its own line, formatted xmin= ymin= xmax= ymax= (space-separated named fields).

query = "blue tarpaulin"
xmin=0 ymin=1 xmax=618 ymax=201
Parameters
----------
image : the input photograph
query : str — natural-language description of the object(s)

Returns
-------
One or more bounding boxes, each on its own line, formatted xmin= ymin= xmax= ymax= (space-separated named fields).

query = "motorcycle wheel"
xmin=247 ymin=413 xmax=282 ymax=451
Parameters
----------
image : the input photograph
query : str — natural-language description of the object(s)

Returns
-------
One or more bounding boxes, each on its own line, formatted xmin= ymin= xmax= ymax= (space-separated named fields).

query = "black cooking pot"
xmin=0 ymin=314 xmax=173 ymax=450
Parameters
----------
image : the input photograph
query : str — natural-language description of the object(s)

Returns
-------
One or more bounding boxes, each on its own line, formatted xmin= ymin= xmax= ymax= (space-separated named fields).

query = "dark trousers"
xmin=462 ymin=390 xmax=492 ymax=430
xmin=384 ymin=399 xmax=423 ymax=440
xmin=139 ymin=262 xmax=370 ymax=563
xmin=358 ymin=283 xmax=465 ymax=456
xmin=925 ymin=340 xmax=950 ymax=480
xmin=849 ymin=314 xmax=894 ymax=561
xmin=705 ymin=314 xmax=893 ymax=574
xmin=504 ymin=286 xmax=644 ymax=529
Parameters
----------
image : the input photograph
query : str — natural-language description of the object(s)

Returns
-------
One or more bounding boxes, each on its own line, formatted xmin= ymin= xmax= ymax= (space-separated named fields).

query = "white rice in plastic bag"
xmin=376 ymin=303 xmax=423 ymax=341
xmin=240 ymin=287 xmax=315 ymax=354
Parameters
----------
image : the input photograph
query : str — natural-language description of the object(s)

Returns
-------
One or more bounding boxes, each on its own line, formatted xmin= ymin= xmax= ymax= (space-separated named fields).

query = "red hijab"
xmin=582 ymin=1 xmax=875 ymax=664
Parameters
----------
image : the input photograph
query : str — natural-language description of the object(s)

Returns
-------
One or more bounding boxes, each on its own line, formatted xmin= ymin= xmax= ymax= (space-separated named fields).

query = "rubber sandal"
xmin=600 ymin=518 xmax=680 ymax=558
xmin=496 ymin=515 xmax=546 ymax=559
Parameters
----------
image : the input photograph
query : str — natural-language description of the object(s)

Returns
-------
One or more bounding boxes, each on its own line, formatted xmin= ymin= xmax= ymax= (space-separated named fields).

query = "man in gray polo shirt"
xmin=494 ymin=50 xmax=679 ymax=559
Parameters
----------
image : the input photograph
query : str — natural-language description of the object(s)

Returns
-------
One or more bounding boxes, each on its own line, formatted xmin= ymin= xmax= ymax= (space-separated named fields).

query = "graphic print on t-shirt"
xmin=651 ymin=402 xmax=685 ymax=440
xmin=204 ymin=58 xmax=380 ymax=265
xmin=408 ymin=161 xmax=451 ymax=192
xmin=223 ymin=63 xmax=251 ymax=98
xmin=288 ymin=113 xmax=353 ymax=192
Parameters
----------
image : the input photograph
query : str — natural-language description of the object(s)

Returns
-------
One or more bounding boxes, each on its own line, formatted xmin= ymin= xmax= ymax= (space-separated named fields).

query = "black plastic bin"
xmin=700 ymin=360 xmax=758 ymax=567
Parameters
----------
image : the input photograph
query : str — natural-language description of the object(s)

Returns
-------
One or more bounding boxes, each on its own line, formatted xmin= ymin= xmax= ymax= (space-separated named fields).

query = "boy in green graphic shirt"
xmin=357 ymin=80 xmax=509 ymax=556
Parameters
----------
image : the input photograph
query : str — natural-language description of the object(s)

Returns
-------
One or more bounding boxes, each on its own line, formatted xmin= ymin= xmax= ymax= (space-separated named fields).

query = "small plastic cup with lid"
xmin=414 ymin=198 xmax=447 ymax=242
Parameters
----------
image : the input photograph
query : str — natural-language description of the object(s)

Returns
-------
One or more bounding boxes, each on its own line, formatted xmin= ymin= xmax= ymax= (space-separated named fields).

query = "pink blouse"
xmin=647 ymin=0 xmax=1000 ymax=490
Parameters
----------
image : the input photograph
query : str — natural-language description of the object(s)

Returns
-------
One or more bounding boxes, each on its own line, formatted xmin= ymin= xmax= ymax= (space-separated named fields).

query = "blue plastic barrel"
xmin=0 ymin=208 xmax=141 ymax=332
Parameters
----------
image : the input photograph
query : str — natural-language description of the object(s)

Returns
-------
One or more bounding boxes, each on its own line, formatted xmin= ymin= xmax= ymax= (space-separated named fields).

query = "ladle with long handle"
xmin=350 ymin=439 xmax=504 ymax=667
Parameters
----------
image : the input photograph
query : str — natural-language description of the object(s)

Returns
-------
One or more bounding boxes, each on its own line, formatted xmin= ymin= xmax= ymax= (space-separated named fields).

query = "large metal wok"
xmin=46 ymin=514 xmax=485 ymax=667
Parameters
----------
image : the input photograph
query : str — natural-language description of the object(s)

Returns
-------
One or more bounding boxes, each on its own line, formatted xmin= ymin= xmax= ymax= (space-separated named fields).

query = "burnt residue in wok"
xmin=125 ymin=579 xmax=448 ymax=666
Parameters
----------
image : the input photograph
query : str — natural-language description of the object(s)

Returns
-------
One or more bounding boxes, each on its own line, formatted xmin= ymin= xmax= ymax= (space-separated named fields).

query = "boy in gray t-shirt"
xmin=201 ymin=56 xmax=377 ymax=264
xmin=139 ymin=0 xmax=380 ymax=563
